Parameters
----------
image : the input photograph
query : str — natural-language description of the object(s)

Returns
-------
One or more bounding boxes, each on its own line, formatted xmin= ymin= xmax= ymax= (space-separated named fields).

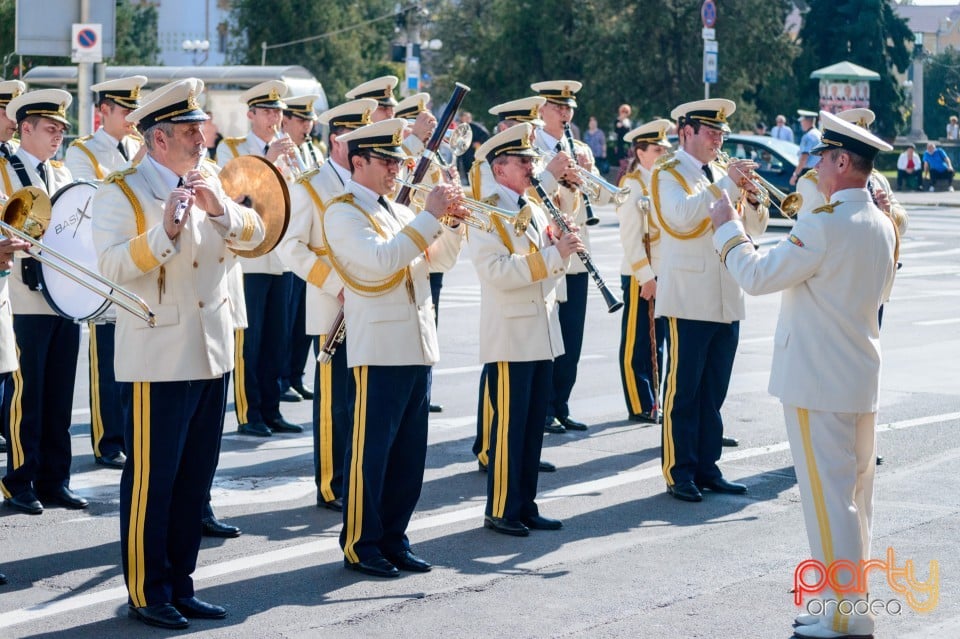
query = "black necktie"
xmin=117 ymin=141 xmax=128 ymax=161
xmin=519 ymin=195 xmax=538 ymax=232
xmin=176 ymin=177 xmax=184 ymax=188
xmin=0 ymin=143 xmax=9 ymax=159
xmin=377 ymin=195 xmax=393 ymax=216
xmin=264 ymin=144 xmax=270 ymax=155
xmin=702 ymin=164 xmax=714 ymax=183
xmin=36 ymin=162 xmax=47 ymax=187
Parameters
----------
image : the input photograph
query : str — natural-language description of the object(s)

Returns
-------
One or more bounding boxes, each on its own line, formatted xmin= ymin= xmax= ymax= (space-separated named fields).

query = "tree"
xmin=111 ymin=0 xmax=160 ymax=66
xmin=794 ymin=0 xmax=914 ymax=138
xmin=923 ymin=49 xmax=960 ymax=140
xmin=228 ymin=0 xmax=401 ymax=104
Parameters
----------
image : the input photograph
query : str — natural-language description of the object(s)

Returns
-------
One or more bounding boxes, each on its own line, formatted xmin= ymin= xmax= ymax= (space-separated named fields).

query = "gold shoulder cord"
xmin=69 ymin=138 xmax=105 ymax=180
xmin=300 ymin=180 xmax=330 ymax=257
xmin=650 ymin=164 xmax=712 ymax=240
xmin=319 ymin=194 xmax=408 ymax=297
xmin=0 ymin=158 xmax=12 ymax=195
xmin=632 ymin=172 xmax=661 ymax=243
xmin=105 ymin=169 xmax=165 ymax=300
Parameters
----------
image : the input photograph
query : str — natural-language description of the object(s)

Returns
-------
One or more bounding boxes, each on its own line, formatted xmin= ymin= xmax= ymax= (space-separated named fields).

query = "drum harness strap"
xmin=104 ymin=169 xmax=165 ymax=303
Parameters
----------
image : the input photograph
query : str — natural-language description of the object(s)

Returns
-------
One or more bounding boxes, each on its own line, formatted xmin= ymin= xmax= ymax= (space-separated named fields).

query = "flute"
xmin=173 ymin=153 xmax=205 ymax=225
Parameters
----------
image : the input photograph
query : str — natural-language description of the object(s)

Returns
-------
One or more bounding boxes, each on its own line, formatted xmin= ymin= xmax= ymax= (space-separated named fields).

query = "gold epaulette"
xmin=654 ymin=152 xmax=676 ymax=167
xmin=481 ymin=193 xmax=499 ymax=207
xmin=49 ymin=160 xmax=64 ymax=169
xmin=222 ymin=137 xmax=244 ymax=159
xmin=801 ymin=170 xmax=819 ymax=184
xmin=620 ymin=169 xmax=641 ymax=188
xmin=326 ymin=193 xmax=354 ymax=206
xmin=224 ymin=136 xmax=245 ymax=144
xmin=295 ymin=168 xmax=320 ymax=184
xmin=657 ymin=157 xmax=680 ymax=171
xmin=70 ymin=135 xmax=94 ymax=145
xmin=103 ymin=167 xmax=138 ymax=184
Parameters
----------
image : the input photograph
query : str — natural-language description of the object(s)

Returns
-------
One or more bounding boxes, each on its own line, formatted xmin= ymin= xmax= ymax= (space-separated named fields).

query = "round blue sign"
xmin=701 ymin=0 xmax=717 ymax=28
xmin=78 ymin=28 xmax=97 ymax=48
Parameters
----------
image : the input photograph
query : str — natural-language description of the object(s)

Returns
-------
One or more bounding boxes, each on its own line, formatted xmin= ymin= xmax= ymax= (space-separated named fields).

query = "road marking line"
xmin=915 ymin=318 xmax=960 ymax=326
xmin=1 ymin=410 xmax=956 ymax=630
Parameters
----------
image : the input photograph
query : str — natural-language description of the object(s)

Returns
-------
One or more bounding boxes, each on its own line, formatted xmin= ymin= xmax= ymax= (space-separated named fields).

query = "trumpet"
xmin=535 ymin=146 xmax=631 ymax=206
xmin=716 ymin=151 xmax=803 ymax=217
xmin=394 ymin=178 xmax=531 ymax=235
xmin=272 ymin=125 xmax=309 ymax=180
xmin=0 ymin=187 xmax=156 ymax=326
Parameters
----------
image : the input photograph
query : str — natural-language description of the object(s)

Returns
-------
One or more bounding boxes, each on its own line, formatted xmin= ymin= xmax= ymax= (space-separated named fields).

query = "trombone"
xmin=0 ymin=187 xmax=157 ymax=326
xmin=394 ymin=178 xmax=532 ymax=234
xmin=534 ymin=147 xmax=631 ymax=205
xmin=716 ymin=150 xmax=803 ymax=217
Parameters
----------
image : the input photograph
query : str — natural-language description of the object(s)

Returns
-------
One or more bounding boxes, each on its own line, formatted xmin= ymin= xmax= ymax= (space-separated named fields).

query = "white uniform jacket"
xmin=617 ymin=165 xmax=660 ymax=283
xmin=0 ymin=277 xmax=16 ymax=374
xmin=64 ymin=128 xmax=140 ymax=182
xmin=92 ymin=158 xmax=265 ymax=382
xmin=322 ymin=181 xmax=463 ymax=368
xmin=713 ymin=188 xmax=896 ymax=412
xmin=468 ymin=182 xmax=568 ymax=363
xmin=216 ymin=133 xmax=288 ymax=275
xmin=651 ymin=148 xmax=768 ymax=322
xmin=1 ymin=154 xmax=73 ymax=315
xmin=279 ymin=160 xmax=346 ymax=335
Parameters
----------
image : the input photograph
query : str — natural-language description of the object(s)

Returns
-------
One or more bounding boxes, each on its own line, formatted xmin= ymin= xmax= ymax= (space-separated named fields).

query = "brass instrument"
xmin=219 ymin=155 xmax=291 ymax=258
xmin=272 ymin=125 xmax=308 ymax=180
xmin=0 ymin=187 xmax=157 ymax=326
xmin=716 ymin=150 xmax=803 ymax=217
xmin=535 ymin=147 xmax=631 ymax=205
xmin=394 ymin=178 xmax=531 ymax=234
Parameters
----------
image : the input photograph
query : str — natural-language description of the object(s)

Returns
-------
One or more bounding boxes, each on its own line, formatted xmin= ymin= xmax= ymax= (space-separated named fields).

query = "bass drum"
xmin=38 ymin=181 xmax=112 ymax=322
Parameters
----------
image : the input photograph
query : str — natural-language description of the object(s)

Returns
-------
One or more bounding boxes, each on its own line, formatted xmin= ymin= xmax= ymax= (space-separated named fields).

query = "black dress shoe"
xmin=429 ymin=403 xmax=443 ymax=413
xmin=521 ymin=514 xmax=563 ymax=530
xmin=174 ymin=596 xmax=227 ymax=619
xmin=344 ymin=556 xmax=400 ymax=578
xmin=667 ymin=481 xmax=703 ymax=502
xmin=238 ymin=422 xmax=272 ymax=437
xmin=628 ymin=411 xmax=659 ymax=425
xmin=266 ymin=417 xmax=303 ymax=433
xmin=722 ymin=436 xmax=739 ymax=447
xmin=387 ymin=550 xmax=432 ymax=572
xmin=557 ymin=416 xmax=588 ymax=431
xmin=876 ymin=455 xmax=884 ymax=466
xmin=37 ymin=486 xmax=88 ymax=509
xmin=4 ymin=490 xmax=43 ymax=515
xmin=279 ymin=388 xmax=302 ymax=402
xmin=698 ymin=477 xmax=747 ymax=495
xmin=538 ymin=460 xmax=556 ymax=473
xmin=201 ymin=516 xmax=242 ymax=538
xmin=0 ymin=571 xmax=7 ymax=585
xmin=544 ymin=418 xmax=566 ymax=434
xmin=483 ymin=515 xmax=529 ymax=537
xmin=292 ymin=383 xmax=314 ymax=400
xmin=128 ymin=603 xmax=189 ymax=629
xmin=478 ymin=461 xmax=487 ymax=472
xmin=95 ymin=450 xmax=126 ymax=469
xmin=318 ymin=497 xmax=343 ymax=512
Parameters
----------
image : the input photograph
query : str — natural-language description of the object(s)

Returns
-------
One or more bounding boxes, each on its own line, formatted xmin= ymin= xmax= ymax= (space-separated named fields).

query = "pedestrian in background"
xmin=584 ymin=115 xmax=608 ymax=175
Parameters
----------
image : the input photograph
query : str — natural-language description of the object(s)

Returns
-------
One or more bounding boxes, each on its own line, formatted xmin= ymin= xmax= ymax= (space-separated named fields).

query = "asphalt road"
xmin=0 ymin=200 xmax=957 ymax=638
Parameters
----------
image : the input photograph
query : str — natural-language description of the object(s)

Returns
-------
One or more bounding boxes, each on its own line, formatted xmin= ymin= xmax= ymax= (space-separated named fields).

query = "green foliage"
xmin=111 ymin=0 xmax=160 ymax=65
xmin=794 ymin=0 xmax=914 ymax=138
xmin=228 ymin=0 xmax=401 ymax=103
xmin=924 ymin=49 xmax=960 ymax=140
xmin=429 ymin=0 xmax=796 ymax=134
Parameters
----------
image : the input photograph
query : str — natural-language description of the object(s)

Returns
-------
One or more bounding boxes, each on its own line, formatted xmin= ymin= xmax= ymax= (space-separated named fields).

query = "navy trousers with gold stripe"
xmin=234 ymin=272 xmax=291 ymax=426
xmin=661 ymin=317 xmax=738 ymax=486
xmin=548 ymin=273 xmax=587 ymax=421
xmin=1 ymin=315 xmax=80 ymax=498
xmin=312 ymin=336 xmax=350 ymax=504
xmin=284 ymin=276 xmax=313 ymax=390
xmin=484 ymin=360 xmax=551 ymax=522
xmin=340 ymin=365 xmax=429 ymax=564
xmin=88 ymin=323 xmax=125 ymax=460
xmin=120 ymin=375 xmax=227 ymax=607
xmin=619 ymin=275 xmax=665 ymax=419
xmin=473 ymin=367 xmax=492 ymax=466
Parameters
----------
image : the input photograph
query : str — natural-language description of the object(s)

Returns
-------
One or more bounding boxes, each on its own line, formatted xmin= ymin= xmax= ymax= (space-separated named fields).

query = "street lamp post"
xmin=182 ymin=39 xmax=210 ymax=66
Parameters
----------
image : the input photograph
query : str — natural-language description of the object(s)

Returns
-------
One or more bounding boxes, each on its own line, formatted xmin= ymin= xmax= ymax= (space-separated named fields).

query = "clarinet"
xmin=531 ymin=177 xmax=623 ymax=313
xmin=563 ymin=123 xmax=599 ymax=226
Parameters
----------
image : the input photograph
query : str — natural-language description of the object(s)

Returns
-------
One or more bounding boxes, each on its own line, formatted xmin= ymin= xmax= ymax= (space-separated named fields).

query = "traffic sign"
xmin=703 ymin=51 xmax=718 ymax=84
xmin=71 ymin=23 xmax=103 ymax=63
xmin=701 ymin=0 xmax=717 ymax=28
xmin=702 ymin=28 xmax=716 ymax=41
xmin=704 ymin=39 xmax=718 ymax=54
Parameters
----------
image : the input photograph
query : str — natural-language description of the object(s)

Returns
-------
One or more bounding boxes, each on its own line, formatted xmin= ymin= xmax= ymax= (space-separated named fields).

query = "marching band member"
xmin=323 ymin=118 xmax=466 ymax=578
xmin=616 ymin=119 xmax=671 ymax=424
xmin=468 ymin=123 xmax=580 ymax=537
xmin=0 ymin=89 xmax=85 ymax=514
xmin=277 ymin=97 xmax=376 ymax=511
xmin=346 ymin=75 xmax=436 ymax=157
xmin=531 ymin=80 xmax=602 ymax=434
xmin=279 ymin=94 xmax=321 ymax=403
xmin=92 ymin=78 xmax=264 ymax=629
xmin=653 ymin=98 xmax=768 ymax=503
xmin=64 ymin=75 xmax=148 ymax=469
xmin=708 ymin=111 xmax=895 ymax=639
xmin=0 ymin=79 xmax=24 ymax=457
xmin=216 ymin=80 xmax=303 ymax=437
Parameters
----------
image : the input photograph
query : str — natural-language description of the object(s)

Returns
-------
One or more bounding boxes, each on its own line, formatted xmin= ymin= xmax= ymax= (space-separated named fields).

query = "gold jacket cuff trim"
xmin=719 ymin=235 xmax=751 ymax=264
xmin=307 ymin=259 xmax=332 ymax=288
xmin=631 ymin=258 xmax=650 ymax=272
xmin=401 ymin=226 xmax=429 ymax=253
xmin=526 ymin=252 xmax=548 ymax=282
xmin=240 ymin=211 xmax=256 ymax=242
xmin=130 ymin=233 xmax=160 ymax=273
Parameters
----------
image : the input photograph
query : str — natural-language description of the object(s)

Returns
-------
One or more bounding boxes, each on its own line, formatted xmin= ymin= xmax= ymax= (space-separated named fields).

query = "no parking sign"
xmin=71 ymin=23 xmax=103 ymax=63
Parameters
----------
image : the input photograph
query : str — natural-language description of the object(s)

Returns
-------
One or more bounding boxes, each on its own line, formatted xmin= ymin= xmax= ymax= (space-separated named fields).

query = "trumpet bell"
xmin=2 ymin=186 xmax=51 ymax=240
xmin=445 ymin=123 xmax=473 ymax=157
xmin=780 ymin=192 xmax=803 ymax=217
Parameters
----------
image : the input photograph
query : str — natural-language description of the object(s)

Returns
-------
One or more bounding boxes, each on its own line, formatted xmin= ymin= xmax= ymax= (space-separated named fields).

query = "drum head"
xmin=38 ymin=181 xmax=112 ymax=322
